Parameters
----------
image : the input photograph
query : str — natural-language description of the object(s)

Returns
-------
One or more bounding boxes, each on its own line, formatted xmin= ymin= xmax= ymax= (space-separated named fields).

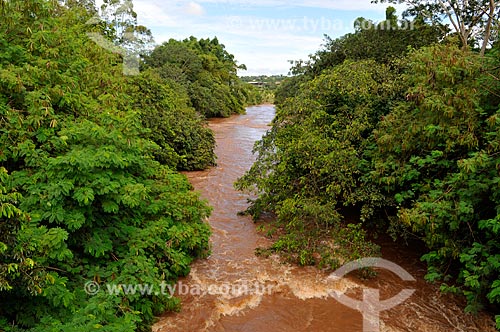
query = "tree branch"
xmin=480 ymin=0 xmax=496 ymax=56
xmin=436 ymin=0 xmax=468 ymax=47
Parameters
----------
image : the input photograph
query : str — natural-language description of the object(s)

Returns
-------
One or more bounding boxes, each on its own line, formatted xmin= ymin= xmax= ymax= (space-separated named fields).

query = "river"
xmin=152 ymin=105 xmax=495 ymax=332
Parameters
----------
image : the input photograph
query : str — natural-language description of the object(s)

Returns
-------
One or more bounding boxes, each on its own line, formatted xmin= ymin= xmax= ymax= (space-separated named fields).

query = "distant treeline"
xmin=240 ymin=75 xmax=286 ymax=103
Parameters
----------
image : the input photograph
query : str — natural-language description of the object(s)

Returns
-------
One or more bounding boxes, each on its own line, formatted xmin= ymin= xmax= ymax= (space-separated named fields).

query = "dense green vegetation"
xmin=143 ymin=37 xmax=261 ymax=118
xmin=237 ymin=4 xmax=500 ymax=327
xmin=128 ymin=70 xmax=216 ymax=170
xmin=240 ymin=75 xmax=285 ymax=88
xmin=1 ymin=0 xmax=498 ymax=329
xmin=0 ymin=0 xmax=257 ymax=331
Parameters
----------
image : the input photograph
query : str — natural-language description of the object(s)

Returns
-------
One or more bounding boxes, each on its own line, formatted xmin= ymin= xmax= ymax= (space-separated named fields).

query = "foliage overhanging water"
xmin=153 ymin=105 xmax=495 ymax=332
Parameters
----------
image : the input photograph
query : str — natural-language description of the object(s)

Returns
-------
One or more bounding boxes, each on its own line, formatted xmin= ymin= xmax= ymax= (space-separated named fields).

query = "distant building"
xmin=248 ymin=81 xmax=265 ymax=87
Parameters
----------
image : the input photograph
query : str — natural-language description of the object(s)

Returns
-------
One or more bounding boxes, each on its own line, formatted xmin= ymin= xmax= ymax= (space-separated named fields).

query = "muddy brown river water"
xmin=153 ymin=105 xmax=495 ymax=332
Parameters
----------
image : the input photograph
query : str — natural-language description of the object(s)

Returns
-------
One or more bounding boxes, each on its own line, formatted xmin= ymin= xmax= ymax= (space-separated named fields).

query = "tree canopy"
xmin=143 ymin=37 xmax=260 ymax=118
xmin=373 ymin=0 xmax=499 ymax=54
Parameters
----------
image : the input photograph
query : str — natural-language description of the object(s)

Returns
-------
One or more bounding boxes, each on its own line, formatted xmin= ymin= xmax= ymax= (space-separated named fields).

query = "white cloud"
xmin=185 ymin=2 xmax=205 ymax=16
xmin=132 ymin=0 xmax=179 ymax=27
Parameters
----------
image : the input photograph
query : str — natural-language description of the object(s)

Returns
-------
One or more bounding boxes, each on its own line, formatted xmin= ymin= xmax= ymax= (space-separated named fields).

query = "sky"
xmin=112 ymin=0 xmax=409 ymax=76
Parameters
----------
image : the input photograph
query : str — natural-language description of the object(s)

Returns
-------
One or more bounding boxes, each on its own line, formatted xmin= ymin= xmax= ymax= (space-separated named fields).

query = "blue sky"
xmin=125 ymin=0 xmax=408 ymax=76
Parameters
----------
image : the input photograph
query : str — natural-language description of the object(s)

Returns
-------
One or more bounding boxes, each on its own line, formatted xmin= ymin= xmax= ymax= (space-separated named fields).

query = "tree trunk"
xmin=480 ymin=0 xmax=496 ymax=56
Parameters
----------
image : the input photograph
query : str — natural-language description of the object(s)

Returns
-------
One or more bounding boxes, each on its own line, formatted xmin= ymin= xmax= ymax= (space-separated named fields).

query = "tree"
xmin=128 ymin=69 xmax=216 ymax=170
xmin=379 ymin=6 xmax=399 ymax=29
xmin=99 ymin=0 xmax=154 ymax=46
xmin=371 ymin=42 xmax=500 ymax=319
xmin=373 ymin=0 xmax=499 ymax=55
xmin=87 ymin=0 xmax=154 ymax=75
xmin=276 ymin=10 xmax=443 ymax=104
xmin=0 ymin=1 xmax=212 ymax=330
xmin=144 ymin=37 xmax=251 ymax=118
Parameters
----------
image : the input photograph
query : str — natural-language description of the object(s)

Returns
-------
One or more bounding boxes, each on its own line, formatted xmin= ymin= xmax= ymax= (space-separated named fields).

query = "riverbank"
xmin=153 ymin=105 xmax=495 ymax=332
